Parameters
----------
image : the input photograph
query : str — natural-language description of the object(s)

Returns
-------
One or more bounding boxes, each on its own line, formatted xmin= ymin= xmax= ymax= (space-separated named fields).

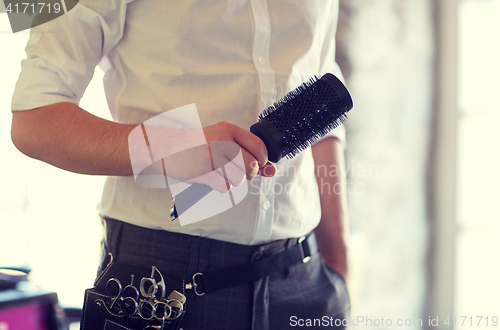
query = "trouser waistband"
xmin=103 ymin=218 xmax=318 ymax=294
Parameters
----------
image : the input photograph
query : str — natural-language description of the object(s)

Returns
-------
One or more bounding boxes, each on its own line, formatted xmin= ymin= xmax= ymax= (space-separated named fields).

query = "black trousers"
xmin=99 ymin=218 xmax=350 ymax=330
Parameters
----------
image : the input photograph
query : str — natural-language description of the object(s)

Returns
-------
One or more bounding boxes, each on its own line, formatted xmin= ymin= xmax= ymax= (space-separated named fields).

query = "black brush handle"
xmin=249 ymin=119 xmax=287 ymax=163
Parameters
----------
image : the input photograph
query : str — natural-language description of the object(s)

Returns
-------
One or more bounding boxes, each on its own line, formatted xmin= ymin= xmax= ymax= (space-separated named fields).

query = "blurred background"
xmin=1 ymin=0 xmax=499 ymax=329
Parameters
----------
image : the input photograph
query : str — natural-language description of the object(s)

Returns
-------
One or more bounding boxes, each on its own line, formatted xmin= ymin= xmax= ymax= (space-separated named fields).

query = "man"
xmin=11 ymin=0 xmax=350 ymax=328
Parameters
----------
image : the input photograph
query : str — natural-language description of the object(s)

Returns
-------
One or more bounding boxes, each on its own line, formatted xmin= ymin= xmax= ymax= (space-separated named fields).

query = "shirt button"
xmin=258 ymin=57 xmax=267 ymax=66
xmin=262 ymin=200 xmax=271 ymax=210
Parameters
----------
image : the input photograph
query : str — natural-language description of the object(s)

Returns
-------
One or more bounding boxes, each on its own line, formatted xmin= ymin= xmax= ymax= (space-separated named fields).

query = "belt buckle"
xmin=298 ymin=236 xmax=311 ymax=263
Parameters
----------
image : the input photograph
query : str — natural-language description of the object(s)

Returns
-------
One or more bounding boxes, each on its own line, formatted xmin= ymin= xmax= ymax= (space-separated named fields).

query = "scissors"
xmin=105 ymin=266 xmax=180 ymax=323
xmin=138 ymin=266 xmax=172 ymax=321
xmin=106 ymin=275 xmax=140 ymax=315
xmin=138 ymin=299 xmax=172 ymax=321
xmin=140 ymin=266 xmax=167 ymax=302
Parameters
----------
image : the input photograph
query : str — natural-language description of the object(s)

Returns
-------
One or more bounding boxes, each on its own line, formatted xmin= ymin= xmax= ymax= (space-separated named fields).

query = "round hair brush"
xmin=171 ymin=73 xmax=353 ymax=221
xmin=250 ymin=73 xmax=352 ymax=162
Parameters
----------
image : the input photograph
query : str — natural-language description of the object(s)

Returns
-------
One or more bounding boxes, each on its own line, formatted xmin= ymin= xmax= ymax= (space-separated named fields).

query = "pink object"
xmin=0 ymin=302 xmax=49 ymax=330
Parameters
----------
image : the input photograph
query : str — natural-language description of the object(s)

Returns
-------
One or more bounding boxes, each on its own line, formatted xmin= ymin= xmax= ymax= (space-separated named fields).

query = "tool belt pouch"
xmin=80 ymin=259 xmax=186 ymax=330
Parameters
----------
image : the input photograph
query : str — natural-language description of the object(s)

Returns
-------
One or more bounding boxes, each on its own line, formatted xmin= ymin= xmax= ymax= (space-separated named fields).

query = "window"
xmin=455 ymin=0 xmax=500 ymax=325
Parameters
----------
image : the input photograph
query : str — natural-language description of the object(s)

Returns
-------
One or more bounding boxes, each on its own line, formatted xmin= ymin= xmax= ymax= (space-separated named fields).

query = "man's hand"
xmin=11 ymin=103 xmax=276 ymax=192
xmin=202 ymin=121 xmax=277 ymax=190
xmin=134 ymin=120 xmax=277 ymax=193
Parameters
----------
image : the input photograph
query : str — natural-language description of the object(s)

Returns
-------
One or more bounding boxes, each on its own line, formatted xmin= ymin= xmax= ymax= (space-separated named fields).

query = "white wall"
xmin=337 ymin=1 xmax=434 ymax=328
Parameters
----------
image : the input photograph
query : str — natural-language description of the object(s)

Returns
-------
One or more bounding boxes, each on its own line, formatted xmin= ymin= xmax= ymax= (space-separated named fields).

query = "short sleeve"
xmin=320 ymin=122 xmax=346 ymax=148
xmin=11 ymin=0 xmax=132 ymax=111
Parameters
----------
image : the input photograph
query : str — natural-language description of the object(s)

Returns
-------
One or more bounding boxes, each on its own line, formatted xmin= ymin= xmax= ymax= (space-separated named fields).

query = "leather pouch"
xmin=80 ymin=256 xmax=186 ymax=330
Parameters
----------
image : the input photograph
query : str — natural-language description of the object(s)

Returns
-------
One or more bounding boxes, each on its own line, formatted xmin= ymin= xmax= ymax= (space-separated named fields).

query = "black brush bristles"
xmin=250 ymin=73 xmax=353 ymax=162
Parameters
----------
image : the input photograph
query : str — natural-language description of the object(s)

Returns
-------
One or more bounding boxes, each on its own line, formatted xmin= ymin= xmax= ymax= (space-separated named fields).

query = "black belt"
xmin=185 ymin=234 xmax=318 ymax=296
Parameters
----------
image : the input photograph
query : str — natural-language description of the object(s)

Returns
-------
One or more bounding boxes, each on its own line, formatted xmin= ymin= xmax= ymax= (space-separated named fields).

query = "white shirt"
xmin=12 ymin=0 xmax=345 ymax=245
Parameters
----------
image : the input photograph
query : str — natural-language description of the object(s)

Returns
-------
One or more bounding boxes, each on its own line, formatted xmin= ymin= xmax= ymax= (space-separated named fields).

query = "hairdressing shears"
xmin=105 ymin=267 xmax=178 ymax=322
xmin=106 ymin=275 xmax=140 ymax=314
xmin=140 ymin=266 xmax=166 ymax=301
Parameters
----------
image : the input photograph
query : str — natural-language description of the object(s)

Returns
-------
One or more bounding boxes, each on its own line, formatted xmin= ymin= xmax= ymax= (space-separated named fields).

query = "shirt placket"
xmin=250 ymin=0 xmax=276 ymax=245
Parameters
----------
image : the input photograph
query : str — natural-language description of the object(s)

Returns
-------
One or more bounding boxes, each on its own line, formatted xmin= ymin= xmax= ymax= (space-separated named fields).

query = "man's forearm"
xmin=11 ymin=102 xmax=136 ymax=176
xmin=311 ymin=137 xmax=349 ymax=280
xmin=10 ymin=102 xmax=275 ymax=182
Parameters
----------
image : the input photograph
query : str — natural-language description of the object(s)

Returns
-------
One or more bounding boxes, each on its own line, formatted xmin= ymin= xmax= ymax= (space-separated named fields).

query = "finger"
xmin=257 ymin=162 xmax=277 ymax=177
xmin=221 ymin=160 xmax=247 ymax=187
xmin=213 ymin=141 xmax=259 ymax=180
xmin=241 ymin=150 xmax=260 ymax=180
xmin=210 ymin=140 xmax=258 ymax=184
xmin=231 ymin=124 xmax=269 ymax=167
